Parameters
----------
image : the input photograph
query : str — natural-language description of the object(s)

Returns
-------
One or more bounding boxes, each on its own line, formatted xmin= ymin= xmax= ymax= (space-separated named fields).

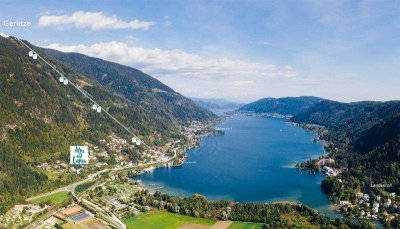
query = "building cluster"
xmin=339 ymin=191 xmax=399 ymax=221
xmin=89 ymin=177 xmax=141 ymax=218
xmin=0 ymin=204 xmax=43 ymax=228
xmin=34 ymin=135 xmax=142 ymax=175
xmin=99 ymin=135 xmax=133 ymax=153
xmin=322 ymin=166 xmax=340 ymax=176
xmin=41 ymin=204 xmax=108 ymax=228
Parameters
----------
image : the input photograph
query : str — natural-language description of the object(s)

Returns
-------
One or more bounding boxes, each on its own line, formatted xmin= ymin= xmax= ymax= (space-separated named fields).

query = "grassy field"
xmin=123 ymin=210 xmax=216 ymax=229
xmin=61 ymin=221 xmax=85 ymax=229
xmin=280 ymin=213 xmax=319 ymax=229
xmin=228 ymin=222 xmax=264 ymax=229
xmin=30 ymin=191 xmax=70 ymax=204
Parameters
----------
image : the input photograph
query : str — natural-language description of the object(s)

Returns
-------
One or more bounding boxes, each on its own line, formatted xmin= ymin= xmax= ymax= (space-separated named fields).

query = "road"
xmin=26 ymin=153 xmax=178 ymax=228
xmin=26 ymin=168 xmax=109 ymax=202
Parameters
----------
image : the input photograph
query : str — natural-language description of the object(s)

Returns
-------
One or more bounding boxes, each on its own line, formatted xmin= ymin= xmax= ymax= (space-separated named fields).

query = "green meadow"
xmin=123 ymin=210 xmax=216 ymax=229
xmin=228 ymin=221 xmax=264 ymax=229
xmin=29 ymin=191 xmax=70 ymax=204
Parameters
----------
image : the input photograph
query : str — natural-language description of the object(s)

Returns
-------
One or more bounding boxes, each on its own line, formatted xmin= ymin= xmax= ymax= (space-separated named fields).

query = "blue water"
xmin=137 ymin=115 xmax=337 ymax=216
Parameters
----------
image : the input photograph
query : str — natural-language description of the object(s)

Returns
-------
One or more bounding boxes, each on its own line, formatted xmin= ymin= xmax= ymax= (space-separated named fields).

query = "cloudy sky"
xmin=1 ymin=0 xmax=399 ymax=103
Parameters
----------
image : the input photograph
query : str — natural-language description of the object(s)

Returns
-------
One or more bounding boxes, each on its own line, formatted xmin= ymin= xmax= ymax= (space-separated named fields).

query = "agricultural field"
xmin=228 ymin=221 xmax=264 ymax=229
xmin=30 ymin=191 xmax=71 ymax=205
xmin=123 ymin=210 xmax=216 ymax=229
xmin=61 ymin=221 xmax=86 ymax=229
xmin=60 ymin=217 xmax=108 ymax=229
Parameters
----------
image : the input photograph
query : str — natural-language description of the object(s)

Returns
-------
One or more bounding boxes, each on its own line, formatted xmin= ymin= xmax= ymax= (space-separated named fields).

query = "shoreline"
xmin=131 ymin=114 xmax=339 ymax=217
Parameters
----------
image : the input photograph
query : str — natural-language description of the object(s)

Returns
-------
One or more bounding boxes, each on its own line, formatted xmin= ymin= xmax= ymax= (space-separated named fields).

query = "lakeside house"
xmin=322 ymin=166 xmax=339 ymax=176
xmin=372 ymin=202 xmax=379 ymax=214
xmin=339 ymin=201 xmax=351 ymax=207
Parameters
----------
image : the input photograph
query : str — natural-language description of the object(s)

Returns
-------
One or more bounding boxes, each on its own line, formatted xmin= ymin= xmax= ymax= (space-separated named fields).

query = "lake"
xmin=136 ymin=115 xmax=337 ymax=216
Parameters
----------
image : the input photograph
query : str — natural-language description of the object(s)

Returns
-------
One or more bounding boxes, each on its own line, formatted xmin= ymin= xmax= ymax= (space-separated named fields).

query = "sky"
xmin=0 ymin=0 xmax=399 ymax=103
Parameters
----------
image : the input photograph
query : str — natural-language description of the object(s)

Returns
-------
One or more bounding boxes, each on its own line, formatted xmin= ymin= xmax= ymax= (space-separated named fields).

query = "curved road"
xmin=26 ymin=153 xmax=178 ymax=228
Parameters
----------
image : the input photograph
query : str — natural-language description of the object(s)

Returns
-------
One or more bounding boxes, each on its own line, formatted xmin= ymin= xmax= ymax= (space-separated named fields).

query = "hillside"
xmin=238 ymin=96 xmax=324 ymax=116
xmin=0 ymin=36 xmax=215 ymax=213
xmin=291 ymin=100 xmax=400 ymax=214
xmin=292 ymin=100 xmax=400 ymax=139
xmin=42 ymin=48 xmax=216 ymax=128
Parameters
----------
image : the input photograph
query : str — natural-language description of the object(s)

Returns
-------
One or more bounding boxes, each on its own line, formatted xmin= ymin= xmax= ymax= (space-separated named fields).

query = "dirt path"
xmin=178 ymin=221 xmax=233 ymax=229
xmin=209 ymin=221 xmax=233 ymax=229
xmin=178 ymin=224 xmax=209 ymax=229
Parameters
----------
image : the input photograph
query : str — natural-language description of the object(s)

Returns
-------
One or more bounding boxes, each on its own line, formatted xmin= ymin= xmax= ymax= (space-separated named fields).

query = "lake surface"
xmin=137 ymin=115 xmax=337 ymax=216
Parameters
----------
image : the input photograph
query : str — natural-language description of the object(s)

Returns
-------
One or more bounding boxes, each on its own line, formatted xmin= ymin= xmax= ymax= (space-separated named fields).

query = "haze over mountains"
xmin=191 ymin=98 xmax=244 ymax=115
xmin=0 ymin=36 xmax=216 ymax=212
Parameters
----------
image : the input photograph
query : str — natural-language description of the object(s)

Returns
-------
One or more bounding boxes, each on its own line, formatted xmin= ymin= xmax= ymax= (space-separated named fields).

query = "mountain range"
xmin=0 ymin=36 xmax=216 ymax=212
xmin=239 ymin=95 xmax=400 ymax=204
xmin=1 ymin=34 xmax=399 ymax=223
xmin=238 ymin=96 xmax=324 ymax=116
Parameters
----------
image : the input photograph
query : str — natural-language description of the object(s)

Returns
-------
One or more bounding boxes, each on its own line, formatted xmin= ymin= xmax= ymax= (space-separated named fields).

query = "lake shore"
xmin=135 ymin=115 xmax=338 ymax=217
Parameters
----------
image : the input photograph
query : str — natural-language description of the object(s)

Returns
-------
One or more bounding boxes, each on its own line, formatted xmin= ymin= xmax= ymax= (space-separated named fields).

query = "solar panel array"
xmin=69 ymin=212 xmax=90 ymax=221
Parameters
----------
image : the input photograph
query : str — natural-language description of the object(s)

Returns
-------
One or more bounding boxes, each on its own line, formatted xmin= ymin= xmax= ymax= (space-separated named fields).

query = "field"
xmin=61 ymin=221 xmax=85 ymax=229
xmin=228 ymin=222 xmax=264 ymax=229
xmin=80 ymin=217 xmax=108 ymax=228
xmin=30 ymin=191 xmax=70 ymax=204
xmin=123 ymin=210 xmax=216 ymax=229
xmin=280 ymin=213 xmax=319 ymax=229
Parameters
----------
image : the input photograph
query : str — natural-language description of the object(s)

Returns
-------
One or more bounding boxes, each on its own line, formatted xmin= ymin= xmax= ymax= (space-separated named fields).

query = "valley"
xmin=0 ymin=35 xmax=397 ymax=228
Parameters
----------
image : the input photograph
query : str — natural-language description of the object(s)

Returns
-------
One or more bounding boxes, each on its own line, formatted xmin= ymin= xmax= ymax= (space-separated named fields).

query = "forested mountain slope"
xmin=43 ymin=48 xmax=216 ymax=127
xmin=238 ymin=96 xmax=324 ymax=116
xmin=292 ymin=100 xmax=400 ymax=139
xmin=292 ymin=100 xmax=400 ymax=204
xmin=0 ymin=36 xmax=215 ymax=213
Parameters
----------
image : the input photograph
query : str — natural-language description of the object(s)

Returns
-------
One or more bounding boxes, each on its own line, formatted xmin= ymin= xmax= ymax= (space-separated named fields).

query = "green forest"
xmin=132 ymin=190 xmax=374 ymax=228
xmin=0 ymin=36 xmax=216 ymax=213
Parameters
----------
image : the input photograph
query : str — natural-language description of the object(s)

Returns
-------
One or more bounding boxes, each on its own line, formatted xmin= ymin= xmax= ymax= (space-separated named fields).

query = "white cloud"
xmin=46 ymin=41 xmax=328 ymax=102
xmin=0 ymin=33 xmax=10 ymax=37
xmin=38 ymin=11 xmax=155 ymax=30
xmin=47 ymin=41 xmax=300 ymax=79
xmin=231 ymin=80 xmax=254 ymax=86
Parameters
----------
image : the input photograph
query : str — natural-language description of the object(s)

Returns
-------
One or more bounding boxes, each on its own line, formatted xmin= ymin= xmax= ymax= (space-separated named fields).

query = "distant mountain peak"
xmin=238 ymin=96 xmax=325 ymax=116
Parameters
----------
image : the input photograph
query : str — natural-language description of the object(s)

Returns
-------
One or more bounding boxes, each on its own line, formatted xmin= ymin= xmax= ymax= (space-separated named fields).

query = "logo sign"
xmin=70 ymin=146 xmax=89 ymax=165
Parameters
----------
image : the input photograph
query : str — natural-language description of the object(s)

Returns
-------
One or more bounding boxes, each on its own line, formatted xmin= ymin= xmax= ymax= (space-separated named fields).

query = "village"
xmin=314 ymin=157 xmax=400 ymax=225
xmin=0 ymin=121 xmax=219 ymax=228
